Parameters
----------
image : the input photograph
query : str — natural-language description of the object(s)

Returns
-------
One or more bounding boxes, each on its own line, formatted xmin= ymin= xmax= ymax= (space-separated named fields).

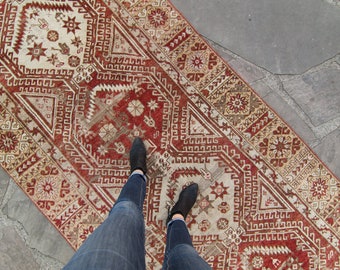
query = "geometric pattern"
xmin=0 ymin=1 xmax=339 ymax=269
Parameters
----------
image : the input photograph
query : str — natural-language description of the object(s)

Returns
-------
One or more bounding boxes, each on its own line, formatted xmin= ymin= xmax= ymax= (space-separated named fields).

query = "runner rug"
xmin=0 ymin=0 xmax=339 ymax=269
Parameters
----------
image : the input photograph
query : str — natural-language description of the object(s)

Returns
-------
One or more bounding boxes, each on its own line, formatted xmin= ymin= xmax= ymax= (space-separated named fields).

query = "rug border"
xmin=0 ymin=0 xmax=338 ymax=258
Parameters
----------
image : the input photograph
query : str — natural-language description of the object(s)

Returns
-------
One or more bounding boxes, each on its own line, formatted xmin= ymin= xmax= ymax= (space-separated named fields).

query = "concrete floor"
xmin=0 ymin=0 xmax=339 ymax=269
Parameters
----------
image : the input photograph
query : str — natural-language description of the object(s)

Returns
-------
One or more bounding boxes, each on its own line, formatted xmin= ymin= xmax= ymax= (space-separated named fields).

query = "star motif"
xmin=211 ymin=181 xmax=229 ymax=199
xmin=71 ymin=36 xmax=82 ymax=48
xmin=63 ymin=16 xmax=81 ymax=34
xmin=129 ymin=124 xmax=146 ymax=138
xmin=47 ymin=53 xmax=59 ymax=65
xmin=197 ymin=194 xmax=214 ymax=214
xmin=27 ymin=42 xmax=47 ymax=61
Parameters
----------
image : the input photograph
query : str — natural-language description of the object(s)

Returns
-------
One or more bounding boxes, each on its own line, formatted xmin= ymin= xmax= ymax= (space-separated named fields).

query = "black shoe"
xmin=129 ymin=137 xmax=147 ymax=174
xmin=166 ymin=183 xmax=198 ymax=224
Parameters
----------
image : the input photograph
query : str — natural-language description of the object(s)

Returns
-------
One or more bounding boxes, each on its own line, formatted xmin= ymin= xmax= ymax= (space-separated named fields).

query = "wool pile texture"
xmin=0 ymin=0 xmax=339 ymax=269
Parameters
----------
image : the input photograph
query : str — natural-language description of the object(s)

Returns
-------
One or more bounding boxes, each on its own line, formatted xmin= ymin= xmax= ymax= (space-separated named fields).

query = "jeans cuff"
xmin=130 ymin=171 xmax=147 ymax=182
xmin=167 ymin=217 xmax=186 ymax=227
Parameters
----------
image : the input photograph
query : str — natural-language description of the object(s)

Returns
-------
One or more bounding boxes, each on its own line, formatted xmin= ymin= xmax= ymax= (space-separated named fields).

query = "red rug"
xmin=0 ymin=0 xmax=339 ymax=268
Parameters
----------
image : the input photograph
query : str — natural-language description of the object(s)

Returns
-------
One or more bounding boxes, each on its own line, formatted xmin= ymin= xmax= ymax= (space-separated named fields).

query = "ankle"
xmin=172 ymin=213 xmax=184 ymax=220
xmin=131 ymin=169 xmax=144 ymax=175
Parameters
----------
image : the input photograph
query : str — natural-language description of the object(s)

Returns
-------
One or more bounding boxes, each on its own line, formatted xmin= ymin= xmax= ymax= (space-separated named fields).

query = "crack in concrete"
xmin=204 ymin=36 xmax=340 ymax=138
xmin=0 ymin=181 xmax=65 ymax=269
xmin=204 ymin=34 xmax=340 ymax=76
xmin=0 ymin=212 xmax=65 ymax=269
xmin=323 ymin=0 xmax=340 ymax=7
xmin=0 ymin=15 xmax=337 ymax=269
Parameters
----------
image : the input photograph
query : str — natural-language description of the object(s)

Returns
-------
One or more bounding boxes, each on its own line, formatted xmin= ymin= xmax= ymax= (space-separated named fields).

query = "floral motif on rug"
xmin=0 ymin=0 xmax=339 ymax=269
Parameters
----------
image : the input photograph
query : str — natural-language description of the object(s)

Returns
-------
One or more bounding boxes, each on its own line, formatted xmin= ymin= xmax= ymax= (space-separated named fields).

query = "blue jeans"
xmin=162 ymin=219 xmax=211 ymax=270
xmin=63 ymin=173 xmax=210 ymax=270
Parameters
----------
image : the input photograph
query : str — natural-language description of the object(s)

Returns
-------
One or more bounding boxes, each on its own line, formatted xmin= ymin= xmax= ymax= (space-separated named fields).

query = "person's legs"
xmin=162 ymin=184 xmax=211 ymax=270
xmin=63 ymin=173 xmax=146 ymax=270
xmin=63 ymin=138 xmax=148 ymax=270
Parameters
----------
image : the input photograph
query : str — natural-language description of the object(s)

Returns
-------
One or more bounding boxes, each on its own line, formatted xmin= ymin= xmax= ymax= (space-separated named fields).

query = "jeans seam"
xmin=164 ymin=223 xmax=173 ymax=270
xmin=139 ymin=177 xmax=144 ymax=209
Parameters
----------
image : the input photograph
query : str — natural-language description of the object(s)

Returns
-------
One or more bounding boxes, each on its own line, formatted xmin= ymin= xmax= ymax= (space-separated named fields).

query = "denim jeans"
xmin=162 ymin=219 xmax=211 ymax=270
xmin=63 ymin=173 xmax=210 ymax=270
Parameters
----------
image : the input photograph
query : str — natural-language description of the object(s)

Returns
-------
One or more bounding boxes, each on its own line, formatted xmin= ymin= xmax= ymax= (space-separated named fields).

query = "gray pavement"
xmin=0 ymin=1 xmax=339 ymax=269
xmin=173 ymin=0 xmax=340 ymax=74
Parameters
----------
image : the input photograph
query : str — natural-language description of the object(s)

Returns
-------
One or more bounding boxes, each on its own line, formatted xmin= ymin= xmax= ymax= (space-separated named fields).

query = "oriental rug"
xmin=0 ymin=0 xmax=339 ymax=269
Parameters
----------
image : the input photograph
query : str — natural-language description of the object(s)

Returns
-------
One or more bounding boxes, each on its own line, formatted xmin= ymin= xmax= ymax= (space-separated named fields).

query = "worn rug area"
xmin=0 ymin=0 xmax=339 ymax=269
